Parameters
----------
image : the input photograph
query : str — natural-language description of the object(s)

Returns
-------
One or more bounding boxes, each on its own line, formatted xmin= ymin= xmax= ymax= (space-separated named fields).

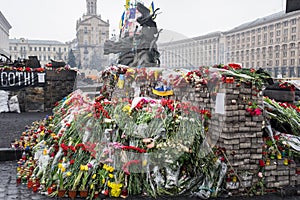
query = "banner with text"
xmin=0 ymin=71 xmax=46 ymax=90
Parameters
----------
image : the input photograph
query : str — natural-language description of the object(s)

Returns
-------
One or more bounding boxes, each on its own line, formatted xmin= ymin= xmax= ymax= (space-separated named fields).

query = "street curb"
xmin=0 ymin=148 xmax=22 ymax=161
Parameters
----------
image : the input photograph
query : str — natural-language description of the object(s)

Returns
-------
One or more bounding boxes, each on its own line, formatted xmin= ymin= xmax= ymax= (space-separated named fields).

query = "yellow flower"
xmin=92 ymin=174 xmax=97 ymax=179
xmin=43 ymin=149 xmax=47 ymax=155
xmin=58 ymin=163 xmax=63 ymax=169
xmin=103 ymin=164 xmax=108 ymax=170
xmin=111 ymin=188 xmax=121 ymax=197
xmin=90 ymin=184 xmax=94 ymax=190
xmin=40 ymin=130 xmax=45 ymax=136
xmin=66 ymin=172 xmax=72 ymax=177
xmin=109 ymin=182 xmax=123 ymax=197
xmin=102 ymin=178 xmax=105 ymax=184
xmin=108 ymin=166 xmax=114 ymax=173
xmin=61 ymin=167 xmax=66 ymax=172
xmin=142 ymin=159 xmax=147 ymax=166
xmin=80 ymin=165 xmax=88 ymax=171
xmin=108 ymin=173 xmax=114 ymax=178
xmin=122 ymin=105 xmax=132 ymax=114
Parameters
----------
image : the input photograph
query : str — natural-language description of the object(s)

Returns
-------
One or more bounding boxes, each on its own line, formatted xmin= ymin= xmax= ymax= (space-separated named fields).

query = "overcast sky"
xmin=1 ymin=0 xmax=286 ymax=42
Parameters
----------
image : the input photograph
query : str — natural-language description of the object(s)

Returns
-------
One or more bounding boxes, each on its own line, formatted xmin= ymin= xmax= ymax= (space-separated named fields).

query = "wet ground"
xmin=0 ymin=112 xmax=299 ymax=200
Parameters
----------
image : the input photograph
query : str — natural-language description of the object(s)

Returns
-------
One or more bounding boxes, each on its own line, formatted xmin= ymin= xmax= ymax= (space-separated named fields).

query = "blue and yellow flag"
xmin=149 ymin=1 xmax=155 ymax=14
xmin=119 ymin=11 xmax=125 ymax=29
xmin=152 ymin=86 xmax=173 ymax=97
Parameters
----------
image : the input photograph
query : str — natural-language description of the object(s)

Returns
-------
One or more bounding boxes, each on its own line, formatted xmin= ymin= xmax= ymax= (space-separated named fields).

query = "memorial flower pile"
xmin=14 ymin=63 xmax=299 ymax=199
xmin=264 ymin=96 xmax=300 ymax=136
xmin=14 ymin=88 xmax=227 ymax=199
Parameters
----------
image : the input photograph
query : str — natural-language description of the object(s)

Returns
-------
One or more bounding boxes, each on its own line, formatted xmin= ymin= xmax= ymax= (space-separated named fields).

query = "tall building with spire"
xmin=86 ymin=0 xmax=97 ymax=15
xmin=75 ymin=0 xmax=109 ymax=69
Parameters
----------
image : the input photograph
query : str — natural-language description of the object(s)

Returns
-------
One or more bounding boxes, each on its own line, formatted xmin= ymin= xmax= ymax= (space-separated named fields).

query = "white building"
xmin=9 ymin=38 xmax=69 ymax=66
xmin=159 ymin=10 xmax=300 ymax=78
xmin=0 ymin=11 xmax=12 ymax=56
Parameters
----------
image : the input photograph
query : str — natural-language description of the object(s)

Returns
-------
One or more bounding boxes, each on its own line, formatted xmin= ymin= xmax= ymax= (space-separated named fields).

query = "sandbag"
xmin=8 ymin=95 xmax=21 ymax=113
xmin=0 ymin=90 xmax=9 ymax=113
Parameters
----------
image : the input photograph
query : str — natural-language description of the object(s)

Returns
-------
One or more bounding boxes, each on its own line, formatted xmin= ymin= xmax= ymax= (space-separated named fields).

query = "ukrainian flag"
xmin=119 ymin=11 xmax=125 ymax=29
xmin=149 ymin=1 xmax=155 ymax=14
xmin=152 ymin=86 xmax=174 ymax=97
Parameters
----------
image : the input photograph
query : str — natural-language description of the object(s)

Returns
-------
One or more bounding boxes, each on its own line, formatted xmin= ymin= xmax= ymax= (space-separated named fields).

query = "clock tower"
xmin=86 ymin=0 xmax=97 ymax=15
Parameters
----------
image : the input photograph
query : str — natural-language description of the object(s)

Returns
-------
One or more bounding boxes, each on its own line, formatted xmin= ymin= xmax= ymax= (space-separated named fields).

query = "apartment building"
xmin=225 ymin=10 xmax=300 ymax=78
xmin=159 ymin=10 xmax=300 ymax=78
xmin=159 ymin=32 xmax=223 ymax=68
xmin=9 ymin=38 xmax=69 ymax=66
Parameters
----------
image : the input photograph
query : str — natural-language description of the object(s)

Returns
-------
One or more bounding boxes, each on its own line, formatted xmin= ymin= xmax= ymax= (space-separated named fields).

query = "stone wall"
xmin=10 ymin=69 xmax=77 ymax=112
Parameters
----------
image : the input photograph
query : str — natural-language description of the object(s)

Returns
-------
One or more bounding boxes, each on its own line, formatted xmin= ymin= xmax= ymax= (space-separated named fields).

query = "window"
xmin=275 ymin=60 xmax=279 ymax=66
xmin=276 ymin=53 xmax=280 ymax=58
xmin=269 ymin=60 xmax=273 ymax=66
xmin=53 ymin=47 xmax=56 ymax=51
xmin=291 ymin=18 xmax=296 ymax=25
xmin=48 ymin=47 xmax=50 ymax=51
xmin=290 ymin=43 xmax=296 ymax=48
xmin=29 ymin=47 xmax=32 ymax=51
xmin=276 ymin=38 xmax=280 ymax=43
xmin=291 ymin=51 xmax=296 ymax=56
xmin=263 ymin=26 xmax=267 ymax=31
xmin=9 ymin=46 xmax=12 ymax=50
xmin=34 ymin=47 xmax=37 ymax=51
xmin=257 ymin=28 xmax=261 ymax=33
xmin=292 ymin=27 xmax=296 ymax=33
xmin=275 ymin=23 xmax=281 ymax=28
xmin=283 ymin=52 xmax=287 ymax=57
xmin=269 ymin=39 xmax=273 ymax=44
xmin=84 ymin=27 xmax=88 ymax=34
xmin=283 ymin=29 xmax=288 ymax=35
xmin=270 ymin=32 xmax=274 ymax=37
xmin=283 ymin=21 xmax=288 ymax=26
xmin=283 ymin=44 xmax=287 ymax=50
xmin=283 ymin=59 xmax=287 ymax=66
xmin=292 ymin=35 xmax=296 ymax=41
xmin=44 ymin=47 xmax=46 ymax=51
xmin=39 ymin=47 xmax=41 ymax=51
xmin=291 ymin=59 xmax=295 ymax=65
xmin=14 ymin=47 xmax=17 ymax=50
xmin=269 ymin=53 xmax=273 ymax=58
xmin=276 ymin=30 xmax=281 ymax=36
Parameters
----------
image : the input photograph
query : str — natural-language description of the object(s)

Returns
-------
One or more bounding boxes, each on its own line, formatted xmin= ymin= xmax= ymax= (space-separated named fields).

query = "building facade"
xmin=0 ymin=11 xmax=12 ymax=56
xmin=75 ymin=0 xmax=110 ymax=69
xmin=9 ymin=38 xmax=69 ymax=66
xmin=159 ymin=10 xmax=300 ymax=78
xmin=224 ymin=10 xmax=300 ymax=78
xmin=159 ymin=32 xmax=223 ymax=68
